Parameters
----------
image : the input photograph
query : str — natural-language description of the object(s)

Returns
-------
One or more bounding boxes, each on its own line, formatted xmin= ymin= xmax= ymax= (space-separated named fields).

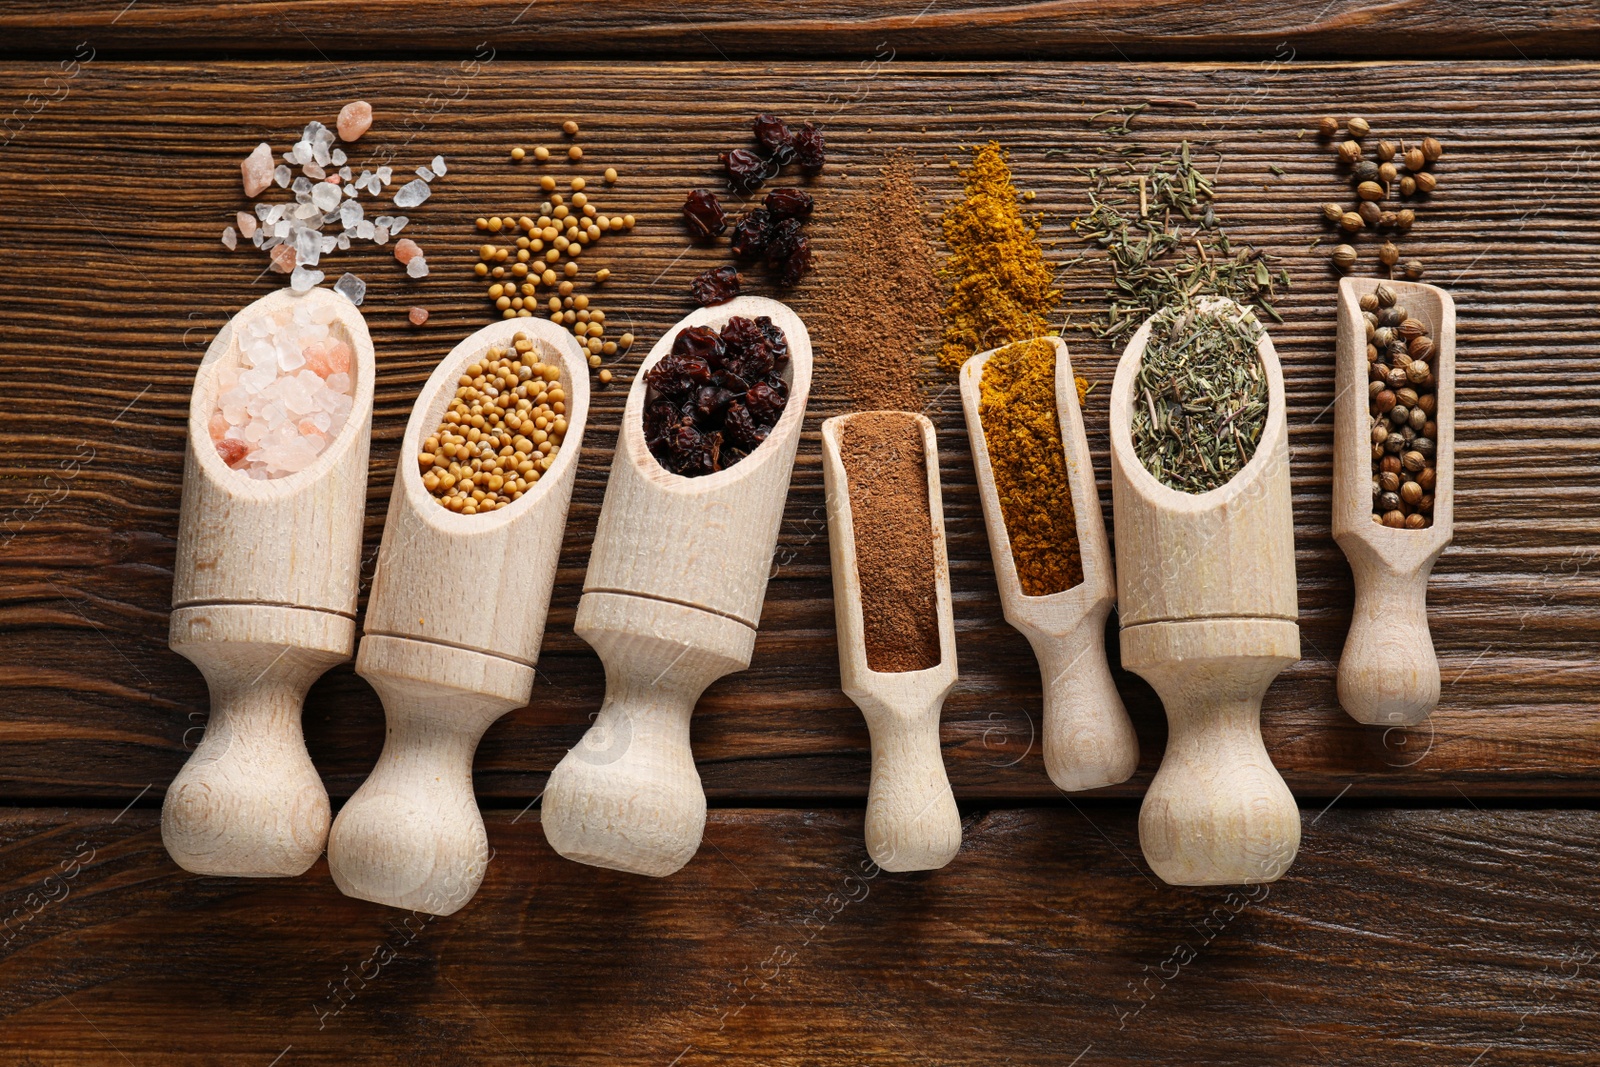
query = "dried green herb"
xmin=1071 ymin=138 xmax=1289 ymax=344
xmin=1130 ymin=304 xmax=1268 ymax=494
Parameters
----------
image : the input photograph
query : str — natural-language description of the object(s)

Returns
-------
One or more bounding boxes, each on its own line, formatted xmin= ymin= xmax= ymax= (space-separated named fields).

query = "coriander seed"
xmin=1376 ymin=140 xmax=1397 ymax=161
xmin=1338 ymin=140 xmax=1363 ymax=163
xmin=1358 ymin=201 xmax=1382 ymax=227
xmin=1379 ymin=240 xmax=1400 ymax=266
xmin=1395 ymin=208 xmax=1415 ymax=231
xmin=1347 ymin=117 xmax=1370 ymax=138
xmin=1403 ymin=146 xmax=1425 ymax=171
xmin=1358 ymin=180 xmax=1386 ymax=202
xmin=1404 ymin=259 xmax=1425 ymax=279
xmin=1354 ymin=161 xmax=1381 ymax=183
xmin=1379 ymin=162 xmax=1398 ymax=184
xmin=1318 ymin=116 xmax=1339 ymax=137
xmin=1421 ymin=136 xmax=1443 ymax=162
xmin=1415 ymin=171 xmax=1438 ymax=193
xmin=1340 ymin=211 xmax=1364 ymax=232
xmin=1322 ymin=202 xmax=1345 ymax=223
xmin=1332 ymin=244 xmax=1358 ymax=269
xmin=1400 ymin=176 xmax=1417 ymax=197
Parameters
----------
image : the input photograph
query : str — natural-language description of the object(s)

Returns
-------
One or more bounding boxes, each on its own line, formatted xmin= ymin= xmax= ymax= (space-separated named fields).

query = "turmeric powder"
xmin=979 ymin=339 xmax=1085 ymax=596
xmin=938 ymin=142 xmax=1060 ymax=371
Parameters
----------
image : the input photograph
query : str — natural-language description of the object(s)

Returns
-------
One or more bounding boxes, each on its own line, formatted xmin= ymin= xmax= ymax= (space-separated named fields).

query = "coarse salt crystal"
xmin=237 ymin=211 xmax=257 ymax=238
xmin=408 ymin=306 xmax=429 ymax=326
xmin=416 ymin=165 xmax=435 ymax=182
xmin=333 ymin=272 xmax=367 ymax=305
xmin=290 ymin=265 xmax=324 ymax=292
xmin=431 ymin=154 xmax=446 ymax=176
xmin=311 ymin=182 xmax=342 ymax=211
xmin=392 ymin=238 xmax=423 ymax=264
xmin=406 ymin=256 xmax=429 ymax=279
xmin=355 ymin=219 xmax=375 ymax=240
xmin=339 ymin=200 xmax=363 ymax=228
xmin=273 ymin=164 xmax=292 ymax=189
xmin=303 ymin=162 xmax=327 ymax=180
xmin=373 ymin=224 xmax=389 ymax=245
xmin=337 ymin=100 xmax=372 ymax=142
xmin=242 ymin=142 xmax=274 ymax=197
xmin=332 ymin=149 xmax=347 ymax=166
xmin=393 ymin=178 xmax=430 ymax=209
xmin=376 ymin=166 xmax=393 ymax=185
xmin=221 ymin=226 xmax=237 ymax=250
xmin=390 ymin=215 xmax=408 ymax=233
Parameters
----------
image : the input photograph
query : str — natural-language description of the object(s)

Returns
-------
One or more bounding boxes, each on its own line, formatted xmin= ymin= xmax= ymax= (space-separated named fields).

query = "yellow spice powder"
xmin=939 ymin=142 xmax=1060 ymax=371
xmin=979 ymin=339 xmax=1085 ymax=597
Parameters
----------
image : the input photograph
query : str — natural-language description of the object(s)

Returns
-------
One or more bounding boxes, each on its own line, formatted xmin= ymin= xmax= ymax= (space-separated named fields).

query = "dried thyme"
xmin=1072 ymin=139 xmax=1288 ymax=345
xmin=1130 ymin=304 xmax=1268 ymax=494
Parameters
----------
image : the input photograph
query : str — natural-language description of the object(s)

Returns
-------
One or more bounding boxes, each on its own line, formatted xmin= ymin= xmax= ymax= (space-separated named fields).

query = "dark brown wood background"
xmin=0 ymin=11 xmax=1598 ymax=1064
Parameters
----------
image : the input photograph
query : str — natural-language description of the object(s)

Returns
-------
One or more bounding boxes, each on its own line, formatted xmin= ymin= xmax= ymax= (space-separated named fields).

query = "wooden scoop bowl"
xmin=165 ymin=286 xmax=374 ymax=877
xmin=958 ymin=337 xmax=1138 ymax=792
xmin=1333 ymin=278 xmax=1456 ymax=727
xmin=1109 ymin=299 xmax=1300 ymax=886
xmin=541 ymin=296 xmax=812 ymax=877
xmin=327 ymin=318 xmax=589 ymax=915
xmin=821 ymin=411 xmax=961 ymax=872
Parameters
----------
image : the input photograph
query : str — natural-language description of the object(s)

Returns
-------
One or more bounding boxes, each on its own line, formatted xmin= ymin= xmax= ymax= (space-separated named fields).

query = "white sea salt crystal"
xmin=338 ymin=165 xmax=352 ymax=180
xmin=262 ymin=235 xmax=282 ymax=250
xmin=303 ymin=163 xmax=326 ymax=180
xmin=292 ymin=176 xmax=312 ymax=196
xmin=432 ymin=155 xmax=446 ymax=176
xmin=345 ymin=183 xmax=359 ymax=199
xmin=334 ymin=273 xmax=366 ymax=305
xmin=221 ymin=226 xmax=237 ymax=250
xmin=291 ymin=140 xmax=313 ymax=164
xmin=278 ymin=342 xmax=306 ymax=372
xmin=336 ymin=233 xmax=351 ymax=250
xmin=265 ymin=203 xmax=287 ymax=224
xmin=406 ymin=256 xmax=429 ymax=279
xmin=320 ymin=235 xmax=337 ymax=253
xmin=355 ymin=219 xmax=375 ymax=240
xmin=394 ymin=178 xmax=431 ymax=209
xmin=373 ymin=224 xmax=389 ymax=245
xmin=356 ymin=168 xmax=372 ymax=190
xmin=290 ymin=265 xmax=324 ymax=292
xmin=339 ymin=200 xmax=363 ymax=228
xmin=417 ymin=165 xmax=435 ymax=182
xmin=311 ymin=182 xmax=342 ymax=212
xmin=274 ymin=219 xmax=292 ymax=238
xmin=390 ymin=215 xmax=408 ymax=233
xmin=326 ymin=371 xmax=351 ymax=394
xmin=293 ymin=229 xmax=321 ymax=267
xmin=376 ymin=165 xmax=393 ymax=185
xmin=255 ymin=203 xmax=272 ymax=221
xmin=252 ymin=231 xmax=265 ymax=248
xmin=311 ymin=142 xmax=331 ymax=168
xmin=331 ymin=149 xmax=347 ymax=166
xmin=312 ymin=410 xmax=331 ymax=432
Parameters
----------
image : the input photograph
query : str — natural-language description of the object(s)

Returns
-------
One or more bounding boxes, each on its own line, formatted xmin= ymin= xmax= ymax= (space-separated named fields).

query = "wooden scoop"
xmin=1333 ymin=278 xmax=1456 ymax=726
xmin=541 ymin=296 xmax=812 ymax=877
xmin=1109 ymin=299 xmax=1300 ymax=886
xmin=821 ymin=411 xmax=960 ymax=872
xmin=327 ymin=318 xmax=589 ymax=915
xmin=164 ymin=286 xmax=374 ymax=877
xmin=957 ymin=337 xmax=1138 ymax=792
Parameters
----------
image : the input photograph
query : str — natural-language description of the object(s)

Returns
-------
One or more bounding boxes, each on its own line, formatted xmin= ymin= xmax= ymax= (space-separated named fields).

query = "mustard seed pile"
xmin=479 ymin=120 xmax=636 ymax=384
xmin=418 ymin=333 xmax=568 ymax=514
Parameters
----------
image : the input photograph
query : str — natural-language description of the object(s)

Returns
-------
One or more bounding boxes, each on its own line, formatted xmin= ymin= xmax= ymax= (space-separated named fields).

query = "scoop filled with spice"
xmin=959 ymin=337 xmax=1138 ymax=792
xmin=541 ymin=296 xmax=812 ymax=877
xmin=1109 ymin=298 xmax=1300 ymax=886
xmin=822 ymin=411 xmax=961 ymax=872
xmin=325 ymin=319 xmax=590 ymax=915
xmin=165 ymin=286 xmax=375 ymax=878
xmin=1332 ymin=278 xmax=1456 ymax=726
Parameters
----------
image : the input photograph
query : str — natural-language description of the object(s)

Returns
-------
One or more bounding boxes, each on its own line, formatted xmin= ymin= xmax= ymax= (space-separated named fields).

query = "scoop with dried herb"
xmin=1130 ymin=304 xmax=1268 ymax=494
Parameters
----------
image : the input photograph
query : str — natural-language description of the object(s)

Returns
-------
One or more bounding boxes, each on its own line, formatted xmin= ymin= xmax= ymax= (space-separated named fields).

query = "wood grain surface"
xmin=2 ymin=1 xmax=1597 ymax=61
xmin=0 ymin=806 xmax=1597 ymax=1064
xmin=1 ymin=61 xmax=1598 ymax=811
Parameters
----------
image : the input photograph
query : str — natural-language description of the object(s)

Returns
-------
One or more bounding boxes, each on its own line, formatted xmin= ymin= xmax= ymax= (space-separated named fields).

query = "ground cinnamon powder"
xmin=815 ymin=154 xmax=942 ymax=412
xmin=979 ymin=339 xmax=1084 ymax=597
xmin=838 ymin=412 xmax=942 ymax=672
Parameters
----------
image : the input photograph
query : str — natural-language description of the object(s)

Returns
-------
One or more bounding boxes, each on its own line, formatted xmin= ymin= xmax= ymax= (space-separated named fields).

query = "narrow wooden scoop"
xmin=821 ymin=411 xmax=961 ymax=872
xmin=958 ymin=337 xmax=1138 ymax=792
xmin=328 ymin=317 xmax=589 ymax=915
xmin=1333 ymin=278 xmax=1456 ymax=726
xmin=165 ymin=285 xmax=374 ymax=877
xmin=1109 ymin=299 xmax=1300 ymax=886
xmin=541 ymin=296 xmax=812 ymax=877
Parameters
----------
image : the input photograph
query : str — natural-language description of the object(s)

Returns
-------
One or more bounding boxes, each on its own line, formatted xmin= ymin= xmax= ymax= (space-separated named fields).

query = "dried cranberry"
xmin=644 ymin=399 xmax=680 ymax=449
xmin=764 ymin=218 xmax=804 ymax=266
xmin=756 ymin=316 xmax=790 ymax=370
xmin=764 ymin=188 xmax=814 ymax=219
xmin=646 ymin=350 xmax=714 ymax=400
xmin=778 ymin=235 xmax=812 ymax=286
xmin=694 ymin=385 xmax=736 ymax=425
xmin=752 ymin=113 xmax=794 ymax=155
xmin=793 ymin=122 xmax=826 ymax=171
xmin=664 ymin=423 xmax=722 ymax=476
xmin=690 ymin=265 xmax=741 ymax=307
xmin=721 ymin=148 xmax=776 ymax=193
xmin=729 ymin=208 xmax=775 ymax=258
xmin=723 ymin=401 xmax=770 ymax=450
xmin=720 ymin=315 xmax=766 ymax=362
xmin=682 ymin=189 xmax=727 ymax=239
xmin=745 ymin=379 xmax=788 ymax=423
xmin=672 ymin=324 xmax=725 ymax=367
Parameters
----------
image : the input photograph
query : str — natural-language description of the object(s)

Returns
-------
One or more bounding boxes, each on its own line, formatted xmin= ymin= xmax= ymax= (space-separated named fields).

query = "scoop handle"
xmin=1338 ymin=557 xmax=1439 ymax=726
xmin=856 ymin=691 xmax=961 ymax=872
xmin=541 ymin=593 xmax=754 ymax=878
xmin=1030 ymin=608 xmax=1139 ymax=792
xmin=164 ymin=606 xmax=346 ymax=877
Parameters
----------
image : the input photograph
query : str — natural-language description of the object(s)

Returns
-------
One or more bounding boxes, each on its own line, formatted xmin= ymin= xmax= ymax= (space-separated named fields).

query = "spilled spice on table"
xmin=838 ymin=412 xmax=942 ymax=673
xmin=938 ymin=143 xmax=1061 ymax=372
xmin=814 ymin=153 xmax=942 ymax=412
xmin=979 ymin=339 xmax=1084 ymax=596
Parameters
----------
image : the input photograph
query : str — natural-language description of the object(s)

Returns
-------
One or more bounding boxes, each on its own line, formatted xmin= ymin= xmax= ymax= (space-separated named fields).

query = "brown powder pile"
xmin=815 ymin=154 xmax=942 ymax=412
xmin=838 ymin=412 xmax=942 ymax=673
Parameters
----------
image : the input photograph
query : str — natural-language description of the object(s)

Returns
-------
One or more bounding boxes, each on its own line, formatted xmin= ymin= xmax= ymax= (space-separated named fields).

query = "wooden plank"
xmin=0 ymin=806 xmax=1597 ymax=1062
xmin=2 ymin=1 xmax=1597 ymax=61
xmin=0 ymin=62 xmax=1598 ymax=803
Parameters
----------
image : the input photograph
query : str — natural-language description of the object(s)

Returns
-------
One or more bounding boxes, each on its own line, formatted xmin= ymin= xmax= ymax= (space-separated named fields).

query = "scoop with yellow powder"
xmin=958 ymin=336 xmax=1139 ymax=792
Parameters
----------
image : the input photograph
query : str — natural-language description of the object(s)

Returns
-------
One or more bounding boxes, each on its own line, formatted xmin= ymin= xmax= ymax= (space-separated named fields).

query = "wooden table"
xmin=2 ymin=6 xmax=1598 ymax=1063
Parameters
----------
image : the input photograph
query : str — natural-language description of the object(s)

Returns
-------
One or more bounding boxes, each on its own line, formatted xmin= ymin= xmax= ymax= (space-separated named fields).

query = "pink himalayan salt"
xmin=269 ymin=243 xmax=297 ymax=274
xmin=242 ymin=142 xmax=274 ymax=197
xmin=393 ymin=238 xmax=423 ymax=265
xmin=236 ymin=211 xmax=257 ymax=239
xmin=217 ymin=438 xmax=249 ymax=467
xmin=327 ymin=173 xmax=342 ymax=185
xmin=337 ymin=100 xmax=373 ymax=142
xmin=408 ymin=306 xmax=429 ymax=326
xmin=209 ymin=411 xmax=230 ymax=441
xmin=301 ymin=339 xmax=352 ymax=378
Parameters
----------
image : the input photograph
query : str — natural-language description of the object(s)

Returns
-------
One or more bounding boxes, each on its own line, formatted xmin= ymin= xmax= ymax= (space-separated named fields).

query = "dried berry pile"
xmin=683 ymin=114 xmax=825 ymax=307
xmin=1364 ymin=284 xmax=1440 ymax=529
xmin=643 ymin=316 xmax=790 ymax=476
